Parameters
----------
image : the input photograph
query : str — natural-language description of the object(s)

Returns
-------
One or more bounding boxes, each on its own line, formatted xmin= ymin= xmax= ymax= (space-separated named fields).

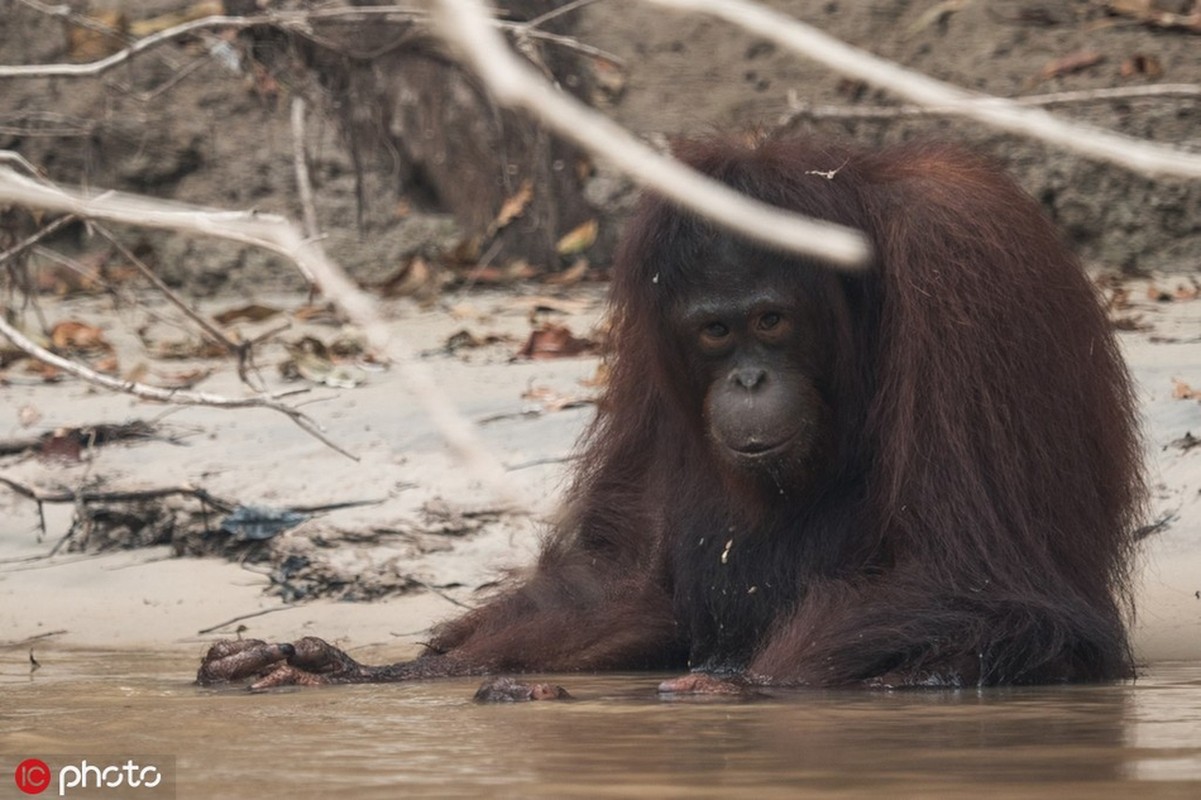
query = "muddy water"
xmin=3 ymin=651 xmax=1201 ymax=799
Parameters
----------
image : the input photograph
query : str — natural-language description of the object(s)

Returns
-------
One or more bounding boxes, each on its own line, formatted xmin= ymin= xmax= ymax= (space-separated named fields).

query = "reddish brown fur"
xmin=203 ymin=137 xmax=1143 ymax=689
xmin=421 ymin=137 xmax=1143 ymax=687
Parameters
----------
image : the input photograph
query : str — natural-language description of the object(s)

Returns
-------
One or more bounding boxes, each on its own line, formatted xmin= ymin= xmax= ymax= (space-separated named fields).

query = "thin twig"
xmin=0 ymin=151 xmax=43 ymax=177
xmin=197 ymin=606 xmax=292 ymax=635
xmin=0 ymin=629 xmax=68 ymax=649
xmin=525 ymin=0 xmax=605 ymax=30
xmin=290 ymin=96 xmax=321 ymax=243
xmin=90 ymin=222 xmax=272 ymax=389
xmin=90 ymin=224 xmax=239 ymax=353
xmin=0 ymin=214 xmax=77 ymax=265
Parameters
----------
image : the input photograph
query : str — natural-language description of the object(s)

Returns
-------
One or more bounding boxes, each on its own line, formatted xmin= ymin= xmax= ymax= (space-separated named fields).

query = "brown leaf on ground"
xmin=579 ymin=362 xmax=611 ymax=389
xmin=443 ymin=329 xmax=512 ymax=354
xmin=1107 ymin=1 xmax=1201 ymax=33
xmin=1112 ymin=315 xmax=1151 ymax=332
xmin=212 ymin=304 xmax=283 ymax=325
xmin=1172 ymin=379 xmax=1201 ymax=401
xmin=1039 ymin=50 xmax=1103 ymax=80
xmin=516 ymin=323 xmax=596 ymax=360
xmin=521 ymin=385 xmax=596 ymax=413
xmin=147 ymin=338 xmax=229 ymax=360
xmin=66 ymin=11 xmax=127 ymax=62
xmin=556 ymin=220 xmax=598 ymax=256
xmin=280 ymin=337 xmax=366 ymax=388
xmin=377 ymin=257 xmax=436 ymax=299
xmin=543 ymin=259 xmax=590 ymax=287
xmin=50 ymin=321 xmax=109 ymax=353
xmin=492 ymin=180 xmax=534 ymax=233
xmin=1120 ymin=53 xmax=1163 ymax=78
xmin=1147 ymin=280 xmax=1200 ymax=302
xmin=93 ymin=354 xmax=120 ymax=375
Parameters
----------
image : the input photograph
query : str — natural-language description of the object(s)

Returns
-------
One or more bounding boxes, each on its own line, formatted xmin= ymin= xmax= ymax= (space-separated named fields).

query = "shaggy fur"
xmin=422 ymin=137 xmax=1143 ymax=687
xmin=200 ymin=136 xmax=1144 ymax=689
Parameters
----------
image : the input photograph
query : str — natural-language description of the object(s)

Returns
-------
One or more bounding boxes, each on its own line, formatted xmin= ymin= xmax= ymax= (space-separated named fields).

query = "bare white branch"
xmin=782 ymin=84 xmax=1201 ymax=126
xmin=434 ymin=0 xmax=872 ymax=269
xmin=0 ymin=166 xmax=529 ymax=510
xmin=649 ymin=0 xmax=1201 ymax=179
xmin=0 ymin=6 xmax=621 ymax=80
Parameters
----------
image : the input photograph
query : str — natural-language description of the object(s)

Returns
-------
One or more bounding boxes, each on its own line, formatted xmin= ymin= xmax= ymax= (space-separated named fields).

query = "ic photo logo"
xmin=12 ymin=757 xmax=172 ymax=797
xmin=14 ymin=759 xmax=50 ymax=795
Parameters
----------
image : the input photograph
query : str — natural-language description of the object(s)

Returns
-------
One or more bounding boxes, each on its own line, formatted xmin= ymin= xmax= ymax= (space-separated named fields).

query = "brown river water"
xmin=2 ymin=650 xmax=1201 ymax=799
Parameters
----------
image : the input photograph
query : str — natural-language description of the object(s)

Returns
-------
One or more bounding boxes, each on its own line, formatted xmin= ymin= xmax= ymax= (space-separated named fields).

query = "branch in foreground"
xmin=0 ymin=165 xmax=529 ymax=510
xmin=434 ymin=0 xmax=871 ymax=269
xmin=648 ymin=0 xmax=1201 ymax=179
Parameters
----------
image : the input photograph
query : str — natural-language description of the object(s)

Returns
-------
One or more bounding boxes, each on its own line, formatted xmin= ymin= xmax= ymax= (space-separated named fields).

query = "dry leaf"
xmin=66 ymin=11 xmax=128 ymax=62
xmin=150 ymin=367 xmax=213 ymax=389
xmin=1107 ymin=0 xmax=1201 ymax=32
xmin=492 ymin=180 xmax=534 ymax=232
xmin=377 ymin=257 xmax=434 ymax=298
xmin=1120 ymin=53 xmax=1163 ymax=79
xmin=521 ymin=385 xmax=595 ymax=413
xmin=543 ymin=259 xmax=589 ymax=287
xmin=213 ymin=304 xmax=283 ymax=325
xmin=556 ymin=220 xmax=598 ymax=255
xmin=149 ymin=339 xmax=228 ymax=360
xmin=443 ymin=329 xmax=510 ymax=354
xmin=1040 ymin=51 xmax=1103 ymax=80
xmin=512 ymin=296 xmax=594 ymax=315
xmin=1146 ymin=281 xmax=1199 ymax=302
xmin=281 ymin=337 xmax=366 ymax=388
xmin=93 ymin=354 xmax=120 ymax=375
xmin=1111 ymin=315 xmax=1150 ymax=332
xmin=50 ymin=321 xmax=109 ymax=352
xmin=580 ymin=361 xmax=610 ymax=389
xmin=18 ymin=405 xmax=42 ymax=428
xmin=1172 ymin=379 xmax=1201 ymax=400
xmin=904 ymin=0 xmax=969 ymax=38
xmin=292 ymin=304 xmax=341 ymax=324
xmin=517 ymin=323 xmax=596 ymax=360
xmin=128 ymin=1 xmax=223 ymax=37
xmin=25 ymin=360 xmax=62 ymax=382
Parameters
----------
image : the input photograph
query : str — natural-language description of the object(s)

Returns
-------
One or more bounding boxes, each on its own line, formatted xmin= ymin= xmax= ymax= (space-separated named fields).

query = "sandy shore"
xmin=1 ymin=281 xmax=1198 ymax=666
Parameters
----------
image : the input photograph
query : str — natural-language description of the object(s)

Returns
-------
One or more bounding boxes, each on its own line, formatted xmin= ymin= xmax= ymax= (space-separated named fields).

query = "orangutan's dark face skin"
xmin=672 ymin=277 xmax=833 ymax=490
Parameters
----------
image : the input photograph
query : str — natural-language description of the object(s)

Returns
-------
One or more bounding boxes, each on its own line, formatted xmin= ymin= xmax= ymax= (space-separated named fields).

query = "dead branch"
xmin=0 ymin=474 xmax=233 ymax=509
xmin=290 ymin=96 xmax=321 ymax=245
xmin=0 ymin=213 xmax=76 ymax=265
xmin=0 ymin=420 xmax=158 ymax=457
xmin=197 ymin=606 xmax=292 ymax=636
xmin=435 ymin=0 xmax=872 ymax=268
xmin=0 ymin=309 xmax=356 ymax=459
xmin=0 ymin=629 xmax=68 ymax=649
xmin=780 ymin=84 xmax=1201 ymax=127
xmin=85 ymin=222 xmax=275 ymax=390
xmin=646 ymin=0 xmax=1201 ymax=179
xmin=0 ymin=5 xmax=621 ymax=80
xmin=0 ymin=165 xmax=530 ymax=510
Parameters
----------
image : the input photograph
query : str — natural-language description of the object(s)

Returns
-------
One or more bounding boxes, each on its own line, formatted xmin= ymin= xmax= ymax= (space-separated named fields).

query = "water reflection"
xmin=2 ymin=652 xmax=1200 ymax=798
